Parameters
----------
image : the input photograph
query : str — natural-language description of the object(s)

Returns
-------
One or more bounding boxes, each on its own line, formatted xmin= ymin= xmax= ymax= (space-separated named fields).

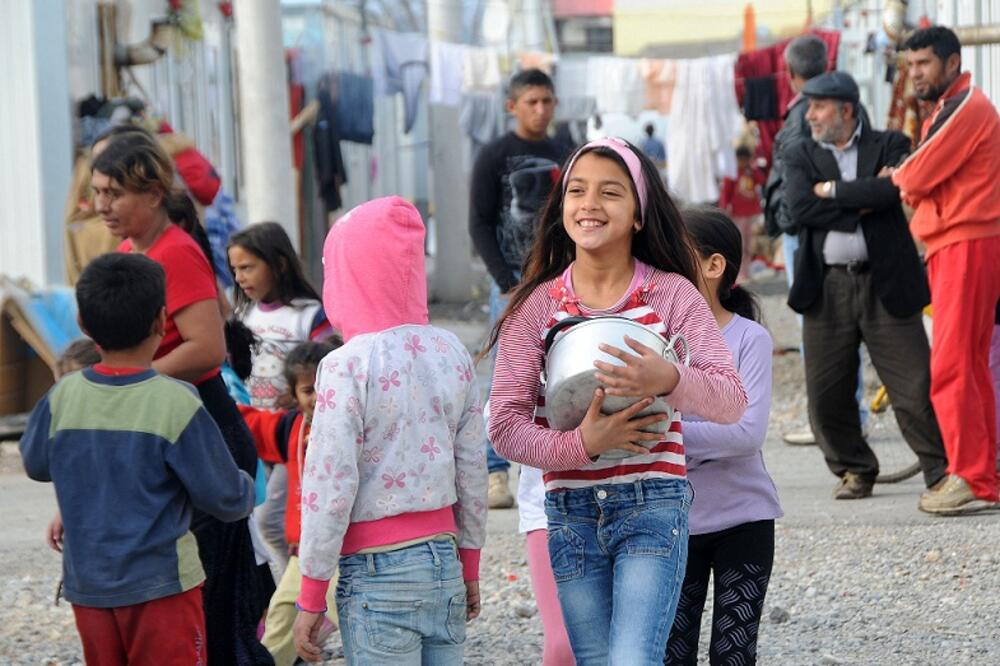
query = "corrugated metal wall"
xmin=937 ymin=0 xmax=1000 ymax=107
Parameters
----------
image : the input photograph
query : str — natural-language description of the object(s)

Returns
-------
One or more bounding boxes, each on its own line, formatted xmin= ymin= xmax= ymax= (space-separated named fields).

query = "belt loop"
xmin=366 ymin=554 xmax=376 ymax=576
xmin=634 ymin=480 xmax=644 ymax=505
xmin=430 ymin=541 xmax=442 ymax=567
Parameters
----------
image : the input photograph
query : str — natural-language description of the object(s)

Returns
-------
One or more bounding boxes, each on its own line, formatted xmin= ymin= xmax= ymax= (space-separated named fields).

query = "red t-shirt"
xmin=720 ymin=167 xmax=765 ymax=218
xmin=119 ymin=224 xmax=220 ymax=383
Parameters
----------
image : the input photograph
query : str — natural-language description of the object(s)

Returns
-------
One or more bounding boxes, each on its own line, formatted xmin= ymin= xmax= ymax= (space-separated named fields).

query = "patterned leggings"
xmin=665 ymin=520 xmax=774 ymax=666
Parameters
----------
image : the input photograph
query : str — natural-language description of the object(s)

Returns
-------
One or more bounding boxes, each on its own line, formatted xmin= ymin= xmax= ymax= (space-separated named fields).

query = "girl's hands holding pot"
xmin=594 ymin=335 xmax=680 ymax=397
xmin=579 ymin=388 xmax=667 ymax=458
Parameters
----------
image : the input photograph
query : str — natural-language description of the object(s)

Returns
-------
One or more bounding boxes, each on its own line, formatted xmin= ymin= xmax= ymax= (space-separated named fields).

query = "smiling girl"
xmin=486 ymin=138 xmax=748 ymax=664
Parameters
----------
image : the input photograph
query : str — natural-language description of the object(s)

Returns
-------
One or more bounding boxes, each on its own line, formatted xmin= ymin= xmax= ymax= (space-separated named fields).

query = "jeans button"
xmin=596 ymin=489 xmax=608 ymax=500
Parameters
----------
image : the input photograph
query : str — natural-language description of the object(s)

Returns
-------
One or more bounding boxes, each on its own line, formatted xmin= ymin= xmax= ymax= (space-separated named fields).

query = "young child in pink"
xmin=292 ymin=197 xmax=488 ymax=664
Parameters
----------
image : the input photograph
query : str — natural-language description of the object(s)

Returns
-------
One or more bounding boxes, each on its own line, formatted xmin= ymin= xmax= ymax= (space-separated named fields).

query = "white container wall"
xmin=0 ymin=0 xmax=72 ymax=286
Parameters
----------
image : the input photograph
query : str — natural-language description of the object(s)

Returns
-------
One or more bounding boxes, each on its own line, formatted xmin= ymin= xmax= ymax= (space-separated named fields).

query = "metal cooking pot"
xmin=543 ymin=316 xmax=690 ymax=460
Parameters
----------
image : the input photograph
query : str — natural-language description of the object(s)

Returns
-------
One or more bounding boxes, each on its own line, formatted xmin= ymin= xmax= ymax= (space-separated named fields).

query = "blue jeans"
xmin=335 ymin=540 xmax=466 ymax=665
xmin=486 ymin=279 xmax=512 ymax=474
xmin=784 ymin=233 xmax=869 ymax=427
xmin=545 ymin=479 xmax=692 ymax=665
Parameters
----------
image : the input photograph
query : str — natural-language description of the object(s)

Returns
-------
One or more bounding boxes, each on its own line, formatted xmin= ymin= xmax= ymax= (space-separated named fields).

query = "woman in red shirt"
xmin=90 ymin=134 xmax=272 ymax=665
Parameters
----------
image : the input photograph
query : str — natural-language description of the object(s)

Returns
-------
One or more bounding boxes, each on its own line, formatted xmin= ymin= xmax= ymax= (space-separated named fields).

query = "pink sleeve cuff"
xmin=298 ymin=575 xmax=331 ymax=613
xmin=458 ymin=548 xmax=481 ymax=581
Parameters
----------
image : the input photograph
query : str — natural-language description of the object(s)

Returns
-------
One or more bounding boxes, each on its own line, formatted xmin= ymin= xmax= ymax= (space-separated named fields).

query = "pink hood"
xmin=322 ymin=196 xmax=429 ymax=341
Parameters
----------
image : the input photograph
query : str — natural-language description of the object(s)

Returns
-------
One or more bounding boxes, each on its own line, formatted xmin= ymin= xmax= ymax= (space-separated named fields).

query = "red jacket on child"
xmin=720 ymin=166 xmax=765 ymax=218
xmin=240 ymin=405 xmax=308 ymax=547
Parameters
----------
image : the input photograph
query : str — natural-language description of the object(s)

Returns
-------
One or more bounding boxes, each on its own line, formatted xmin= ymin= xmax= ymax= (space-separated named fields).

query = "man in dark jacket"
xmin=765 ymin=35 xmax=868 ymax=447
xmin=784 ymin=71 xmax=947 ymax=505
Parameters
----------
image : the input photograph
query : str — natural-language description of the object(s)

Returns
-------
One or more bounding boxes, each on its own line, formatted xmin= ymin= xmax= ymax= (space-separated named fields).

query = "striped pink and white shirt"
xmin=489 ymin=261 xmax=747 ymax=492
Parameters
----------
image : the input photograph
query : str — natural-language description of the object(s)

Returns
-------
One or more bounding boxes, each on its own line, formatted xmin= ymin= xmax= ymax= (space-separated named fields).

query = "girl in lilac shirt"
xmin=665 ymin=207 xmax=783 ymax=666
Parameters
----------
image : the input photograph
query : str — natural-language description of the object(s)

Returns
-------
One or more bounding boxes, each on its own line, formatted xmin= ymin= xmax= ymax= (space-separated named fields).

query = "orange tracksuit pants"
xmin=927 ymin=235 xmax=1000 ymax=501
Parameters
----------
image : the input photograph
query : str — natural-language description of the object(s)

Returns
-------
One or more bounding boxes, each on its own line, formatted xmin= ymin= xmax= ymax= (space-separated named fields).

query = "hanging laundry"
xmin=742 ymin=76 xmax=778 ymax=120
xmin=734 ymin=29 xmax=841 ymax=162
xmin=334 ymin=72 xmax=375 ymax=144
xmin=429 ymin=40 xmax=466 ymax=107
xmin=373 ymin=30 xmax=428 ymax=133
xmin=640 ymin=59 xmax=677 ymax=114
xmin=313 ymin=74 xmax=348 ymax=214
xmin=518 ymin=51 xmax=558 ymax=74
xmin=587 ymin=57 xmax=645 ymax=116
xmin=460 ymin=91 xmax=506 ymax=172
xmin=555 ymin=96 xmax=597 ymax=123
xmin=462 ymin=46 xmax=502 ymax=93
xmin=554 ymin=59 xmax=589 ymax=96
xmin=668 ymin=55 xmax=741 ymax=204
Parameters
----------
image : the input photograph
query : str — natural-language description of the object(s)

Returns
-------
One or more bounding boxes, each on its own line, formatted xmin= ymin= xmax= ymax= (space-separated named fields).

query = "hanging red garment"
xmin=734 ymin=29 xmax=841 ymax=163
xmin=287 ymin=49 xmax=305 ymax=171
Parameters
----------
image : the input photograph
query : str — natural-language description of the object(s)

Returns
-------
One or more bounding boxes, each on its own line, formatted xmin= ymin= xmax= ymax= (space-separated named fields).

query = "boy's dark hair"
xmin=224 ymin=319 xmax=259 ymax=381
xmin=228 ymin=222 xmax=321 ymax=313
xmin=76 ymin=253 xmax=166 ymax=351
xmin=736 ymin=145 xmax=753 ymax=159
xmin=57 ymin=338 xmax=101 ymax=375
xmin=902 ymin=26 xmax=962 ymax=64
xmin=283 ymin=338 xmax=343 ymax=391
xmin=644 ymin=123 xmax=655 ymax=137
xmin=683 ymin=205 xmax=761 ymax=323
xmin=509 ymin=68 xmax=555 ymax=101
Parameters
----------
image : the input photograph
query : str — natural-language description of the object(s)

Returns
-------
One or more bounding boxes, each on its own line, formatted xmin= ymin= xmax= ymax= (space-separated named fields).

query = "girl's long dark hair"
xmin=228 ymin=221 xmax=321 ymax=313
xmin=683 ymin=205 xmax=760 ymax=323
xmin=482 ymin=139 xmax=699 ymax=357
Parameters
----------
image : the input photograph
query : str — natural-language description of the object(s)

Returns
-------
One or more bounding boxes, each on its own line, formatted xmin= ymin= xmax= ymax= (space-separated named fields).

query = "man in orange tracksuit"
xmin=892 ymin=26 xmax=1000 ymax=514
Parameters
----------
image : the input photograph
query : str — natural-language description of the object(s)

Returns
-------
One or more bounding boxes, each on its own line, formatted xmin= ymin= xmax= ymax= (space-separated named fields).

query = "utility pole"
xmin=427 ymin=0 xmax=473 ymax=302
xmin=233 ymin=0 xmax=298 ymax=248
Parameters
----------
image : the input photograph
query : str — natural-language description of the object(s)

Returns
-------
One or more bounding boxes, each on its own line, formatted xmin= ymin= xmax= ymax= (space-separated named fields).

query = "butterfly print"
xmin=316 ymin=388 xmax=336 ymax=412
xmin=421 ymin=437 xmax=442 ymax=461
xmin=382 ymin=472 xmax=406 ymax=489
xmin=379 ymin=370 xmax=401 ymax=391
xmin=404 ymin=334 xmax=427 ymax=358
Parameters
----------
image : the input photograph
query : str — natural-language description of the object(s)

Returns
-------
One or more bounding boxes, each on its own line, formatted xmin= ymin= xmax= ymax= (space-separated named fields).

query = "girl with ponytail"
xmin=665 ymin=206 xmax=783 ymax=666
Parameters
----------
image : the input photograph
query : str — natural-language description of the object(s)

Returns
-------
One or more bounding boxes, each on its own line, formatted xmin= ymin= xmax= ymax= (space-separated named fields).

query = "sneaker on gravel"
xmin=833 ymin=472 xmax=874 ymax=500
xmin=783 ymin=429 xmax=816 ymax=446
xmin=918 ymin=474 xmax=998 ymax=515
xmin=488 ymin=470 xmax=515 ymax=509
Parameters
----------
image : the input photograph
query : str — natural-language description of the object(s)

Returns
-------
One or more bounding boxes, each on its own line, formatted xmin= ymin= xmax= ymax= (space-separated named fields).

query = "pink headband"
xmin=562 ymin=137 xmax=648 ymax=220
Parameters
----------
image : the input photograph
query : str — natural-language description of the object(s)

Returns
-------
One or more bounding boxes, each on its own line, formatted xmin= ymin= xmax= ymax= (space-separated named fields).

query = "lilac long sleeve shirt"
xmin=684 ymin=314 xmax=783 ymax=535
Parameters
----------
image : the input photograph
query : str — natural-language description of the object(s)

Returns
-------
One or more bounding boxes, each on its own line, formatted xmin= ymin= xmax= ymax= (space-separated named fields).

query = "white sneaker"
xmin=782 ymin=429 xmax=816 ymax=446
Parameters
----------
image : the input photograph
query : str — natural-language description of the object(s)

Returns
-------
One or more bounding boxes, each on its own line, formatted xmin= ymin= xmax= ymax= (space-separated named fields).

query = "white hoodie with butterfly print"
xmin=298 ymin=324 xmax=487 ymax=590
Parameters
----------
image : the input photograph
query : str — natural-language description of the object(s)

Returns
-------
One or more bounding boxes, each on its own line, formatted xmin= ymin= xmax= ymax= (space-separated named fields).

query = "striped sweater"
xmin=489 ymin=262 xmax=747 ymax=491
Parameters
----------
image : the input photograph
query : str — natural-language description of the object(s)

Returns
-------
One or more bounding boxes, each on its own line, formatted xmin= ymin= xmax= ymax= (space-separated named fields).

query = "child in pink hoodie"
xmin=292 ymin=197 xmax=488 ymax=664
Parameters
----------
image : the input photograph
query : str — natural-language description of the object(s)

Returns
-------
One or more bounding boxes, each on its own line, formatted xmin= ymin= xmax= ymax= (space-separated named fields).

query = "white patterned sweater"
xmin=298 ymin=324 xmax=488 ymax=584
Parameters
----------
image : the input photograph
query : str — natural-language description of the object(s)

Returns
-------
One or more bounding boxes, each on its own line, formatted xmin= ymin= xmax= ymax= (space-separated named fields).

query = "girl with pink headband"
xmin=484 ymin=137 xmax=748 ymax=663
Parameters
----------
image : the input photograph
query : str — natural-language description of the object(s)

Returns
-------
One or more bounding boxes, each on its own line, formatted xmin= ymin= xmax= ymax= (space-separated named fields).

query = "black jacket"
xmin=763 ymin=96 xmax=809 ymax=237
xmin=784 ymin=122 xmax=929 ymax=318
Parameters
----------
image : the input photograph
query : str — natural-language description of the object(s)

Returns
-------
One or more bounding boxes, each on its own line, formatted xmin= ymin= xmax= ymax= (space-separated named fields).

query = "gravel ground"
xmin=3 ymin=272 xmax=999 ymax=665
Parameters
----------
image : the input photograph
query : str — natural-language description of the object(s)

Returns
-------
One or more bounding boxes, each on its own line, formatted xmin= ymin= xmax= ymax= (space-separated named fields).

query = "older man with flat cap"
xmin=783 ymin=71 xmax=947 ymax=506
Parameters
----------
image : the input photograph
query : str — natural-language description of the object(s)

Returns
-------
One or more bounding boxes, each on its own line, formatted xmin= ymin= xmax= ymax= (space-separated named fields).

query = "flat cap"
xmin=802 ymin=71 xmax=860 ymax=104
